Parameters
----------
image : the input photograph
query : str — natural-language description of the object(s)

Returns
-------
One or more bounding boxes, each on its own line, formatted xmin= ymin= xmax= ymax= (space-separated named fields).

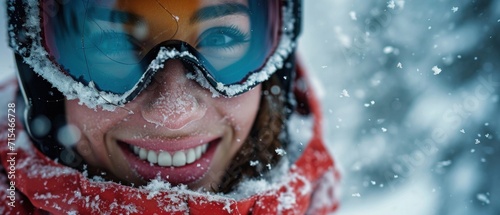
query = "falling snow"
xmin=383 ymin=46 xmax=394 ymax=54
xmin=275 ymin=148 xmax=287 ymax=156
xmin=432 ymin=66 xmax=442 ymax=75
xmin=349 ymin=11 xmax=357 ymax=20
xmin=387 ymin=1 xmax=395 ymax=9
xmin=0 ymin=0 xmax=498 ymax=214
xmin=340 ymin=89 xmax=350 ymax=98
xmin=476 ymin=193 xmax=490 ymax=204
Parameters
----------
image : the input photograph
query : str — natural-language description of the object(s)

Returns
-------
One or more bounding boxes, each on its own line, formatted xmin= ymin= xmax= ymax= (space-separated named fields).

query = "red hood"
xmin=0 ymin=65 xmax=339 ymax=214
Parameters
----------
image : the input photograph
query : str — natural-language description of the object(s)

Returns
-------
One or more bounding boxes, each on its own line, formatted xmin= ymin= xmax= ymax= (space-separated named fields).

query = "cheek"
xmin=65 ymin=100 xmax=126 ymax=161
xmin=65 ymin=99 xmax=136 ymax=133
xmin=66 ymin=100 xmax=110 ymax=134
xmin=224 ymin=86 xmax=261 ymax=144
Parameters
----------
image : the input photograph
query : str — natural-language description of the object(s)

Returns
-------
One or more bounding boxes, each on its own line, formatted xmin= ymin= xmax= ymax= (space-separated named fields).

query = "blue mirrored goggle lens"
xmin=41 ymin=0 xmax=280 ymax=95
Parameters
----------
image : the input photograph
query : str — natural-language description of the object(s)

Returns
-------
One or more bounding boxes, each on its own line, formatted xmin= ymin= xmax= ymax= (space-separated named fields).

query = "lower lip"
xmin=119 ymin=139 xmax=220 ymax=185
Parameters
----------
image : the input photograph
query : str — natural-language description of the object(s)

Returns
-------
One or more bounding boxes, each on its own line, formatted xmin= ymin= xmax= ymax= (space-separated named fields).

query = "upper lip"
xmin=117 ymin=136 xmax=219 ymax=152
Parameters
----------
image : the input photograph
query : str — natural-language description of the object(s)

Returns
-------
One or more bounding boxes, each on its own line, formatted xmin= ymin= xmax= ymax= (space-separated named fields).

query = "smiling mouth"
xmin=130 ymin=143 xmax=209 ymax=167
xmin=117 ymin=137 xmax=220 ymax=184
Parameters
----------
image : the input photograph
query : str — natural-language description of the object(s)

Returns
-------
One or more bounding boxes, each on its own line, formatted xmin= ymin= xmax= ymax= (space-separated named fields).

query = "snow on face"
xmin=6 ymin=0 xmax=314 ymax=210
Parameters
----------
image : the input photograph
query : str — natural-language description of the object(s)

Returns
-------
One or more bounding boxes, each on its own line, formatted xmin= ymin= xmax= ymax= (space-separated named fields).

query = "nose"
xmin=140 ymin=60 xmax=207 ymax=130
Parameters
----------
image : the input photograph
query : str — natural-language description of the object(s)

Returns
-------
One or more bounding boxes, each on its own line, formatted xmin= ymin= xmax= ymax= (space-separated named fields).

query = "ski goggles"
xmin=9 ymin=0 xmax=299 ymax=109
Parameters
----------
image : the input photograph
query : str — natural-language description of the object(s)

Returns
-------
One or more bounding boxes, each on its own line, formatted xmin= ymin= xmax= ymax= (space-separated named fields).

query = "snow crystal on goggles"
xmin=9 ymin=0 xmax=297 ymax=109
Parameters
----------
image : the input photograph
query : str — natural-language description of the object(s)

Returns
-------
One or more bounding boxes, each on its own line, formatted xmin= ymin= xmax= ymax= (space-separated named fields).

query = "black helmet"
xmin=7 ymin=0 xmax=302 ymax=168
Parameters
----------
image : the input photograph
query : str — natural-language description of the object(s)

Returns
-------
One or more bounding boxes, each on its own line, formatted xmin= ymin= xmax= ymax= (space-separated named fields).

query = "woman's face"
xmin=65 ymin=0 xmax=261 ymax=190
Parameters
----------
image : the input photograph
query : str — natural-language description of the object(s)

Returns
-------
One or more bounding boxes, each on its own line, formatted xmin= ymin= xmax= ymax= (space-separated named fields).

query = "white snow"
xmin=387 ymin=1 xmax=396 ymax=9
xmin=277 ymin=188 xmax=296 ymax=211
xmin=275 ymin=148 xmax=287 ymax=156
xmin=340 ymin=89 xmax=350 ymax=98
xmin=436 ymin=160 xmax=452 ymax=168
xmin=1 ymin=0 xmax=498 ymax=214
xmin=249 ymin=160 xmax=259 ymax=166
xmin=383 ymin=46 xmax=394 ymax=54
xmin=476 ymin=193 xmax=490 ymax=204
xmin=432 ymin=65 xmax=442 ymax=75
xmin=349 ymin=11 xmax=357 ymax=21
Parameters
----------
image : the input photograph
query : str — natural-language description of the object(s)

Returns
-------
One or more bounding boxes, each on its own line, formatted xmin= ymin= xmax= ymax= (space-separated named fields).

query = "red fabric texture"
xmin=0 ymin=66 xmax=339 ymax=214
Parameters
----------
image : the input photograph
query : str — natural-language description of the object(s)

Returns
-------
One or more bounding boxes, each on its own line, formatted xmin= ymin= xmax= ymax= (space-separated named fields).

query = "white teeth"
xmin=147 ymin=150 xmax=158 ymax=164
xmin=172 ymin=151 xmax=186 ymax=167
xmin=158 ymin=152 xmax=172 ymax=166
xmin=139 ymin=148 xmax=148 ymax=160
xmin=195 ymin=146 xmax=202 ymax=158
xmin=130 ymin=143 xmax=209 ymax=167
xmin=186 ymin=149 xmax=196 ymax=164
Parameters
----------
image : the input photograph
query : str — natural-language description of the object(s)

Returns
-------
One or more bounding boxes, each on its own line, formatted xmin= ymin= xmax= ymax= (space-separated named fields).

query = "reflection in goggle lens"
xmin=42 ymin=0 xmax=278 ymax=97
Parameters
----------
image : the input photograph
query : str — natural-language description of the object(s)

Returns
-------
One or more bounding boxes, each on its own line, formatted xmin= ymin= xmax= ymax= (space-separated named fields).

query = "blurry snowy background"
xmin=299 ymin=0 xmax=499 ymax=215
xmin=1 ymin=1 xmax=499 ymax=214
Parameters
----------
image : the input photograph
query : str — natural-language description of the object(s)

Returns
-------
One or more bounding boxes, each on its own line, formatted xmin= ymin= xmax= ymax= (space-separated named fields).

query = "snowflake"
xmin=275 ymin=148 xmax=287 ymax=156
xmin=349 ymin=11 xmax=357 ymax=20
xmin=340 ymin=89 xmax=350 ymax=98
xmin=432 ymin=66 xmax=442 ymax=75
xmin=387 ymin=1 xmax=395 ymax=9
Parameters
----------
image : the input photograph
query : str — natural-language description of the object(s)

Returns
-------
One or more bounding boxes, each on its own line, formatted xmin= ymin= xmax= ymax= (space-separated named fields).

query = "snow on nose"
xmin=141 ymin=61 xmax=207 ymax=130
xmin=142 ymin=89 xmax=206 ymax=129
